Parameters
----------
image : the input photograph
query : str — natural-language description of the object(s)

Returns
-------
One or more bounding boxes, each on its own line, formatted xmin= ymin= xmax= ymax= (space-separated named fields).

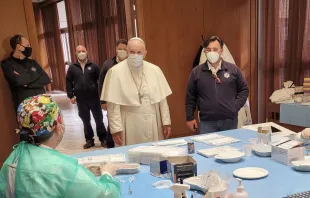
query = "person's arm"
xmin=98 ymin=61 xmax=110 ymax=104
xmin=107 ymin=102 xmax=124 ymax=145
xmin=65 ymin=165 xmax=121 ymax=198
xmin=26 ymin=60 xmax=51 ymax=88
xmin=1 ymin=60 xmax=40 ymax=87
xmin=66 ymin=66 xmax=75 ymax=99
xmin=185 ymin=70 xmax=198 ymax=121
xmin=95 ymin=64 xmax=101 ymax=84
xmin=235 ymin=66 xmax=249 ymax=111
xmin=160 ymin=98 xmax=172 ymax=138
xmin=107 ymin=102 xmax=123 ymax=134
xmin=160 ymin=98 xmax=171 ymax=126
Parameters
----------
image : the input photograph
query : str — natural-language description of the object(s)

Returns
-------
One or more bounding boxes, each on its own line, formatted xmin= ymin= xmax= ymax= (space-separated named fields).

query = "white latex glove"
xmin=152 ymin=180 xmax=173 ymax=189
xmin=85 ymin=164 xmax=101 ymax=176
xmin=301 ymin=128 xmax=310 ymax=139
xmin=100 ymin=163 xmax=118 ymax=177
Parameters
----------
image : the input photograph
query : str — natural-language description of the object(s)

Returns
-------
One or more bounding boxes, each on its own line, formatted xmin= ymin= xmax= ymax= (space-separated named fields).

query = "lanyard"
xmin=212 ymin=73 xmax=221 ymax=84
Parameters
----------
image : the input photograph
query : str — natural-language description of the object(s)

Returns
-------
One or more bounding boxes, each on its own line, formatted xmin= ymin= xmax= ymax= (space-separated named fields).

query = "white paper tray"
xmin=77 ymin=153 xmax=126 ymax=165
xmin=85 ymin=163 xmax=140 ymax=176
xmin=242 ymin=122 xmax=295 ymax=135
xmin=191 ymin=134 xmax=240 ymax=146
xmin=128 ymin=146 xmax=187 ymax=164
xmin=152 ymin=139 xmax=187 ymax=146
xmin=197 ymin=146 xmax=239 ymax=158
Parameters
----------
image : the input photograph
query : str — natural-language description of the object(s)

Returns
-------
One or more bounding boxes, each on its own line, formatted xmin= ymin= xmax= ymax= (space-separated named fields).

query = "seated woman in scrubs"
xmin=0 ymin=95 xmax=121 ymax=198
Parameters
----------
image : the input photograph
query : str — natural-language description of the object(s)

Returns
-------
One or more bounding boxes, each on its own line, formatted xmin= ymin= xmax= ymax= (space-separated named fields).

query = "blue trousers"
xmin=199 ymin=118 xmax=238 ymax=134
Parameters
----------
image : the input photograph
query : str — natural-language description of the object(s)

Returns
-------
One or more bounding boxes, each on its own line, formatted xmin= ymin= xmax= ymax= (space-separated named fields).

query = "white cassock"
xmin=101 ymin=60 xmax=172 ymax=146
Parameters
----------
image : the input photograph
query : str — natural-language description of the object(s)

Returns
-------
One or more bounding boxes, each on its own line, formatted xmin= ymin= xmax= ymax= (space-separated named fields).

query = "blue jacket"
xmin=185 ymin=60 xmax=249 ymax=121
xmin=66 ymin=61 xmax=101 ymax=100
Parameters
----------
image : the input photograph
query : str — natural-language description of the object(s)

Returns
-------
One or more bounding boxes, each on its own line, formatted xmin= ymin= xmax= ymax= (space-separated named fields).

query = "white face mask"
xmin=77 ymin=52 xmax=87 ymax=61
xmin=117 ymin=50 xmax=128 ymax=60
xmin=127 ymin=54 xmax=144 ymax=67
xmin=206 ymin=51 xmax=220 ymax=64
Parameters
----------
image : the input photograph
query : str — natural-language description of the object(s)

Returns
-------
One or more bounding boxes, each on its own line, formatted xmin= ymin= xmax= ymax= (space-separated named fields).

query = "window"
xmin=57 ymin=1 xmax=71 ymax=73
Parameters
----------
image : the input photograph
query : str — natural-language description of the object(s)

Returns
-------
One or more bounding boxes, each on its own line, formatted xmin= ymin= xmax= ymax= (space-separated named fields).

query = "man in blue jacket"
xmin=66 ymin=45 xmax=107 ymax=149
xmin=185 ymin=36 xmax=249 ymax=134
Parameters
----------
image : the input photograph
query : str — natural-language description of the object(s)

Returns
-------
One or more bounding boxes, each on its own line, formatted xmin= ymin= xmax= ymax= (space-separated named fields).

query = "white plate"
xmin=252 ymin=144 xmax=272 ymax=157
xmin=233 ymin=167 xmax=268 ymax=179
xmin=215 ymin=151 xmax=245 ymax=163
xmin=291 ymin=160 xmax=310 ymax=172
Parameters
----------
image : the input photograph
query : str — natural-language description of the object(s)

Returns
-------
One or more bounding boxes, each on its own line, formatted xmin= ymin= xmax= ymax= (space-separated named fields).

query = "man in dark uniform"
xmin=66 ymin=45 xmax=107 ymax=149
xmin=186 ymin=36 xmax=249 ymax=134
xmin=98 ymin=39 xmax=128 ymax=148
xmin=1 ymin=34 xmax=51 ymax=111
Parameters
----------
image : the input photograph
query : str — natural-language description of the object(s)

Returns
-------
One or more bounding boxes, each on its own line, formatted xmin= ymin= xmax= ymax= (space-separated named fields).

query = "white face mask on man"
xmin=127 ymin=54 xmax=144 ymax=67
xmin=206 ymin=51 xmax=220 ymax=64
xmin=77 ymin=52 xmax=87 ymax=61
xmin=117 ymin=50 xmax=128 ymax=60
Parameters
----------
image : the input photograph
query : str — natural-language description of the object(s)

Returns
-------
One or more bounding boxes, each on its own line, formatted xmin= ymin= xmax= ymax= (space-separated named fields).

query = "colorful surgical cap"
xmin=17 ymin=94 xmax=62 ymax=137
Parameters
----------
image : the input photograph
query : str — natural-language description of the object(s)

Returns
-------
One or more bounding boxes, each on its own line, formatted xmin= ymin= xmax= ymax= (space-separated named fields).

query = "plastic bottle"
xmin=232 ymin=178 xmax=248 ymax=198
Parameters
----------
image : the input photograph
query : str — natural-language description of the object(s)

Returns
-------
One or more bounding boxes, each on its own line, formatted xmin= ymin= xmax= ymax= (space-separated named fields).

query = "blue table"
xmin=280 ymin=103 xmax=310 ymax=127
xmin=72 ymin=129 xmax=310 ymax=198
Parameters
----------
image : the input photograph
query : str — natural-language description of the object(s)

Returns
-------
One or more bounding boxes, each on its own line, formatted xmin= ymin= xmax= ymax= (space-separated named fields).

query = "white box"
xmin=127 ymin=146 xmax=187 ymax=165
xmin=271 ymin=146 xmax=305 ymax=165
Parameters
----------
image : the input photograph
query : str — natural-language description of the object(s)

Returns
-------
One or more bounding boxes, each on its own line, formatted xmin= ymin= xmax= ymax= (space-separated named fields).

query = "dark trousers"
xmin=106 ymin=127 xmax=115 ymax=148
xmin=77 ymin=98 xmax=107 ymax=142
xmin=199 ymin=118 xmax=238 ymax=134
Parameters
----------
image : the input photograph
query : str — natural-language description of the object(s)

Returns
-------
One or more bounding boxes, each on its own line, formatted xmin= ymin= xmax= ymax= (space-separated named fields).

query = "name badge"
xmin=224 ymin=72 xmax=230 ymax=78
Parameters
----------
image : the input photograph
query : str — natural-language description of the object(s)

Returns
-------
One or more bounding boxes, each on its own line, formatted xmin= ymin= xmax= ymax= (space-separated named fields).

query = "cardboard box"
xmin=167 ymin=156 xmax=197 ymax=183
xmin=271 ymin=141 xmax=305 ymax=165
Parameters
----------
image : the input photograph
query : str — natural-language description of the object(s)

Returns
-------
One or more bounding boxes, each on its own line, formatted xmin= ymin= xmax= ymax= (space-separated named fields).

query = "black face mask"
xmin=20 ymin=45 xmax=32 ymax=58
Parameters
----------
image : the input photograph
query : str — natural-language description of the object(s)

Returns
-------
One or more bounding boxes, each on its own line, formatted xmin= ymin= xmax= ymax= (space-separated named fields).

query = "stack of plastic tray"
xmin=128 ymin=146 xmax=187 ymax=165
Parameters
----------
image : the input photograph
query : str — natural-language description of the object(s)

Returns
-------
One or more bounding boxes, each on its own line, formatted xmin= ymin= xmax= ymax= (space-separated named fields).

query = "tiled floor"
xmin=49 ymin=92 xmax=108 ymax=155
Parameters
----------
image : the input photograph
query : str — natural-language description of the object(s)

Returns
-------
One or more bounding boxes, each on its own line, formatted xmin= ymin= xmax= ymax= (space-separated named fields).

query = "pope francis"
xmin=101 ymin=37 xmax=172 ymax=146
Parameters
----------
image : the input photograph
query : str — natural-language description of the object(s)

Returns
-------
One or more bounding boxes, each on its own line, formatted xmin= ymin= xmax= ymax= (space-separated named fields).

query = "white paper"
xmin=152 ymin=139 xmax=187 ymax=146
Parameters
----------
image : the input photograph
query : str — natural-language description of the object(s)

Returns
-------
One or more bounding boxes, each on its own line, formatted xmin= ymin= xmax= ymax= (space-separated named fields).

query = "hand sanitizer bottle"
xmin=232 ymin=178 xmax=248 ymax=198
